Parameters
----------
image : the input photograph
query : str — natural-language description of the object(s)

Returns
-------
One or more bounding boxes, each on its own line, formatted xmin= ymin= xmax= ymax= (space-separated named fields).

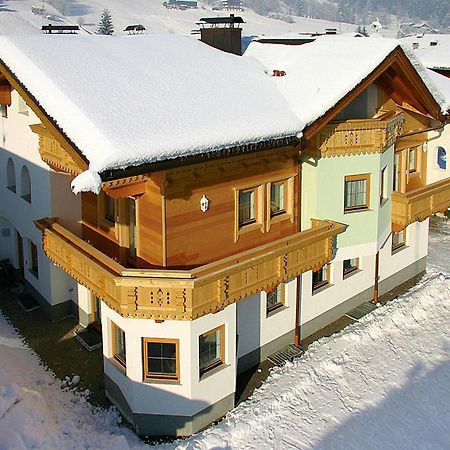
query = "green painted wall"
xmin=301 ymin=146 xmax=394 ymax=248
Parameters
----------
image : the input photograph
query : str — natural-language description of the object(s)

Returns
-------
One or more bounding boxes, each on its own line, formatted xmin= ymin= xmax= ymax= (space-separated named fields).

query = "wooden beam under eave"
xmin=0 ymin=60 xmax=89 ymax=172
xmin=0 ymin=76 xmax=11 ymax=105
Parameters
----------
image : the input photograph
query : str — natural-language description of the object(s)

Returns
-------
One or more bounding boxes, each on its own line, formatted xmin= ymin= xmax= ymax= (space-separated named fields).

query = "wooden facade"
xmin=0 ymin=74 xmax=11 ymax=106
xmin=35 ymin=218 xmax=345 ymax=320
xmin=81 ymin=146 xmax=300 ymax=270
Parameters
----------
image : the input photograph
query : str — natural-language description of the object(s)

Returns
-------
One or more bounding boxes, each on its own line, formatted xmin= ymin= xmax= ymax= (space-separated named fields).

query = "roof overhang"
xmin=303 ymin=46 xmax=445 ymax=141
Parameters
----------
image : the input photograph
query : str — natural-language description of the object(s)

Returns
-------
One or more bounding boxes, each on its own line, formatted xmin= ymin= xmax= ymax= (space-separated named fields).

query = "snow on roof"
xmin=426 ymin=69 xmax=450 ymax=111
xmin=400 ymin=35 xmax=450 ymax=71
xmin=0 ymin=34 xmax=301 ymax=177
xmin=244 ymin=36 xmax=447 ymax=128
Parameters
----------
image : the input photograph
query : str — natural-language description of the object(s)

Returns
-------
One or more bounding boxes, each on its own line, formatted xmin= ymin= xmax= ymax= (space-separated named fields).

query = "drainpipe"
xmin=373 ymin=251 xmax=380 ymax=304
xmin=397 ymin=122 xmax=446 ymax=139
xmin=295 ymin=274 xmax=301 ymax=347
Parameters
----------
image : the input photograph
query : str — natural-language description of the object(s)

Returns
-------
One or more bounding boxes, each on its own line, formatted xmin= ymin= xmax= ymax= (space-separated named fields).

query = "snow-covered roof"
xmin=426 ymin=69 xmax=450 ymax=111
xmin=244 ymin=36 xmax=447 ymax=128
xmin=0 ymin=34 xmax=301 ymax=182
xmin=400 ymin=35 xmax=450 ymax=71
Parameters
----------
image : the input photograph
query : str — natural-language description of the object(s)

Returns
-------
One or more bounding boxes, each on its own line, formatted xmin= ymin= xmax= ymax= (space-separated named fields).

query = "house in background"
xmin=0 ymin=31 xmax=449 ymax=437
xmin=245 ymin=36 xmax=449 ymax=337
xmin=0 ymin=70 xmax=80 ymax=320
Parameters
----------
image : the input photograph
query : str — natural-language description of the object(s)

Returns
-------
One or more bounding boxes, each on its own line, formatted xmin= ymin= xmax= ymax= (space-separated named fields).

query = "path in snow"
xmin=0 ymin=218 xmax=449 ymax=449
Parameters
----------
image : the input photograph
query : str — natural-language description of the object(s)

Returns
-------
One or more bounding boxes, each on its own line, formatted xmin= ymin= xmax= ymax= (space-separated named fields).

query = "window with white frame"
xmin=437 ymin=147 xmax=446 ymax=170
xmin=343 ymin=258 xmax=359 ymax=278
xmin=6 ymin=158 xmax=15 ymax=192
xmin=312 ymin=265 xmax=330 ymax=293
xmin=344 ymin=174 xmax=370 ymax=212
xmin=392 ymin=230 xmax=407 ymax=252
xmin=266 ymin=283 xmax=284 ymax=314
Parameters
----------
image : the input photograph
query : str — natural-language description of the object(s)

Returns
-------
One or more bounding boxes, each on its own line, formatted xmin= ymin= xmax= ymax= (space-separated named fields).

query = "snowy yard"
xmin=0 ymin=218 xmax=449 ymax=449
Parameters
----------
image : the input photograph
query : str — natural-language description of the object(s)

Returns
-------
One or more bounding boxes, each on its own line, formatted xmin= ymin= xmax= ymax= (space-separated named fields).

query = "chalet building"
xmin=0 ymin=33 xmax=449 ymax=437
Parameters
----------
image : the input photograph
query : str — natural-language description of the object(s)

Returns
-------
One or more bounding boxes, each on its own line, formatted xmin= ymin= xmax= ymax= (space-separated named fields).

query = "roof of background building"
xmin=244 ymin=36 xmax=448 ymax=128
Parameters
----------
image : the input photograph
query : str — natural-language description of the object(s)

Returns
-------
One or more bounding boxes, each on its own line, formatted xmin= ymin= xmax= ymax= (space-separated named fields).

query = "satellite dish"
xmin=370 ymin=18 xmax=382 ymax=32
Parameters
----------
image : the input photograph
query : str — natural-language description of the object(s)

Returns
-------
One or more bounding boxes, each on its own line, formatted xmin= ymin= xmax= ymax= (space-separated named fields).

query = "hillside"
xmin=0 ymin=0 xmax=388 ymax=37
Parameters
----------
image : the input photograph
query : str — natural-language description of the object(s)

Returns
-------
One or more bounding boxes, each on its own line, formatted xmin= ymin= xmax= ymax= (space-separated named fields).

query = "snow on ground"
xmin=0 ymin=221 xmax=449 ymax=449
xmin=0 ymin=0 xmax=383 ymax=38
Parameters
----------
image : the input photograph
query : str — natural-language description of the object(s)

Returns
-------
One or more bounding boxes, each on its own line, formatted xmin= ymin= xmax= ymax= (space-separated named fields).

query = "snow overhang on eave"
xmin=99 ymin=135 xmax=301 ymax=182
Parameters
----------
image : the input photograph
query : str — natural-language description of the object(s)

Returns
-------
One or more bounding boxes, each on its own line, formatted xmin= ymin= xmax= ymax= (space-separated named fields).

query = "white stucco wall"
xmin=427 ymin=126 xmax=450 ymax=184
xmin=102 ymin=302 xmax=236 ymax=417
xmin=300 ymin=251 xmax=375 ymax=326
xmin=236 ymin=278 xmax=297 ymax=359
xmin=379 ymin=220 xmax=429 ymax=282
xmin=0 ymin=90 xmax=79 ymax=306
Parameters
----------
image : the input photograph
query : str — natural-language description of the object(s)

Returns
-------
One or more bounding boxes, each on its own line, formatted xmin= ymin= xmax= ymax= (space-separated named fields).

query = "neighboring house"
xmin=400 ymin=35 xmax=450 ymax=197
xmin=244 ymin=36 xmax=449 ymax=338
xmin=0 ymin=75 xmax=80 ymax=319
xmin=0 ymin=33 xmax=449 ymax=437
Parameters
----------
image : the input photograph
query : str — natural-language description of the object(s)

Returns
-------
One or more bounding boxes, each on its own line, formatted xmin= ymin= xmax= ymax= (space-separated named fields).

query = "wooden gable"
xmin=304 ymin=46 xmax=444 ymax=141
xmin=0 ymin=60 xmax=88 ymax=174
xmin=0 ymin=73 xmax=11 ymax=106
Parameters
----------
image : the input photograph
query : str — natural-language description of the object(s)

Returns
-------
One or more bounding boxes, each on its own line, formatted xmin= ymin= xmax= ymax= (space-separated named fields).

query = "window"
xmin=128 ymin=198 xmax=137 ymax=260
xmin=380 ymin=166 xmax=388 ymax=203
xmin=344 ymin=174 xmax=370 ymax=212
xmin=238 ymin=188 xmax=256 ymax=226
xmin=112 ymin=322 xmax=126 ymax=368
xmin=20 ymin=166 xmax=31 ymax=203
xmin=393 ymin=152 xmax=400 ymax=192
xmin=6 ymin=158 xmax=15 ymax=193
xmin=143 ymin=338 xmax=179 ymax=381
xmin=199 ymin=326 xmax=224 ymax=376
xmin=29 ymin=241 xmax=38 ymax=278
xmin=266 ymin=283 xmax=284 ymax=314
xmin=105 ymin=195 xmax=115 ymax=222
xmin=392 ymin=230 xmax=406 ymax=252
xmin=17 ymin=96 xmax=28 ymax=115
xmin=0 ymin=104 xmax=7 ymax=118
xmin=437 ymin=147 xmax=446 ymax=170
xmin=312 ymin=265 xmax=329 ymax=293
xmin=408 ymin=147 xmax=417 ymax=173
xmin=270 ymin=181 xmax=286 ymax=217
xmin=343 ymin=258 xmax=359 ymax=278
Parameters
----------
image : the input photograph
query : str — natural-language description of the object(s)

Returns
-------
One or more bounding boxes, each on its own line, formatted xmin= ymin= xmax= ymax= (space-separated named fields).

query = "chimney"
xmin=198 ymin=14 xmax=244 ymax=56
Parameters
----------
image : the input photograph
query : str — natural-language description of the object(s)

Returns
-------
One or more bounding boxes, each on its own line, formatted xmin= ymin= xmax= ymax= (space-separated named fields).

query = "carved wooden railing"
xmin=35 ymin=218 xmax=345 ymax=320
xmin=30 ymin=124 xmax=82 ymax=176
xmin=310 ymin=111 xmax=404 ymax=157
xmin=392 ymin=177 xmax=450 ymax=231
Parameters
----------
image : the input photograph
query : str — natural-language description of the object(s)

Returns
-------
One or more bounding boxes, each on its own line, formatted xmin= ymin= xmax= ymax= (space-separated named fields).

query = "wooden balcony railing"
xmin=35 ymin=218 xmax=345 ymax=321
xmin=310 ymin=111 xmax=404 ymax=157
xmin=392 ymin=177 xmax=450 ymax=231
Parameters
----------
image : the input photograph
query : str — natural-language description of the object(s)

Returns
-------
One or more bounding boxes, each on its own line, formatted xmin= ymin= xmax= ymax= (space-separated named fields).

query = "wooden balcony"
xmin=392 ymin=177 xmax=450 ymax=231
xmin=310 ymin=111 xmax=404 ymax=157
xmin=35 ymin=218 xmax=345 ymax=321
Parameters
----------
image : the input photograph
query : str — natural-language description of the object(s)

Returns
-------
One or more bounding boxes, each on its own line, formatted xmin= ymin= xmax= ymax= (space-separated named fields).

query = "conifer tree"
xmin=97 ymin=9 xmax=114 ymax=35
